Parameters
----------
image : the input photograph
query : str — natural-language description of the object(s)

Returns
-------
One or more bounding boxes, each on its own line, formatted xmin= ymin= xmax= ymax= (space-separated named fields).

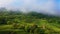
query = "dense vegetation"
xmin=0 ymin=8 xmax=60 ymax=34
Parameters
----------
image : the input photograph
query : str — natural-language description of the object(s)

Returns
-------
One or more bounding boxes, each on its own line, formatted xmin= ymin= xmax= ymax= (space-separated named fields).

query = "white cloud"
xmin=0 ymin=0 xmax=59 ymax=15
xmin=0 ymin=0 xmax=14 ymax=7
xmin=19 ymin=0 xmax=57 ymax=15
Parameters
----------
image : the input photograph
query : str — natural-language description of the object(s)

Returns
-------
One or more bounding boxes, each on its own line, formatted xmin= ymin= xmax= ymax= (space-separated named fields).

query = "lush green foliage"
xmin=0 ymin=9 xmax=60 ymax=34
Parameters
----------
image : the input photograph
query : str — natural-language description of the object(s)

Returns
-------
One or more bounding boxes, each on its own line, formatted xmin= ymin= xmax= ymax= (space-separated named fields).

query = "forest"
xmin=0 ymin=8 xmax=60 ymax=34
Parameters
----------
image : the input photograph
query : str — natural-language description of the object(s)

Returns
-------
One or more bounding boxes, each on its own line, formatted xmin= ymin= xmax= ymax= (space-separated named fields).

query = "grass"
xmin=0 ymin=22 xmax=60 ymax=34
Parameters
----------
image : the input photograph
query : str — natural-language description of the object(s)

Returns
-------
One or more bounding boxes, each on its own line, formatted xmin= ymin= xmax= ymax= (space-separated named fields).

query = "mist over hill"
xmin=0 ymin=7 xmax=60 ymax=17
xmin=0 ymin=0 xmax=60 ymax=16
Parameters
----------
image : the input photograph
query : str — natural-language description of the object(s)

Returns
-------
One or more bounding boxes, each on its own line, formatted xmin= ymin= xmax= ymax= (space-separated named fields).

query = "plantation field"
xmin=0 ymin=11 xmax=60 ymax=34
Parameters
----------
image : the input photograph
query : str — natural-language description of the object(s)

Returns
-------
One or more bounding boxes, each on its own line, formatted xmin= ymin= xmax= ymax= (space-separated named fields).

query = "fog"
xmin=0 ymin=0 xmax=60 ymax=15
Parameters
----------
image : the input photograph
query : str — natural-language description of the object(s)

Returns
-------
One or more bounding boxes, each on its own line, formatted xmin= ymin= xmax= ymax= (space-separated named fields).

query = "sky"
xmin=0 ymin=0 xmax=60 ymax=15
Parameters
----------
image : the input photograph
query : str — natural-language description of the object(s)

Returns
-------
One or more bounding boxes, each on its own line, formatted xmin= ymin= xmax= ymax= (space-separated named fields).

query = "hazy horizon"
xmin=0 ymin=0 xmax=60 ymax=15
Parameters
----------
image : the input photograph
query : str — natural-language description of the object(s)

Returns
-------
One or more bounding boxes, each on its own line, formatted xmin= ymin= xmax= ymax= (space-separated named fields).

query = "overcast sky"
xmin=0 ymin=0 xmax=60 ymax=15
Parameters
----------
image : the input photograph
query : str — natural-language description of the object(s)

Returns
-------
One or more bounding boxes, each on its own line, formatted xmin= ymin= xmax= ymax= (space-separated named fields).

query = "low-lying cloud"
xmin=0 ymin=0 xmax=60 ymax=15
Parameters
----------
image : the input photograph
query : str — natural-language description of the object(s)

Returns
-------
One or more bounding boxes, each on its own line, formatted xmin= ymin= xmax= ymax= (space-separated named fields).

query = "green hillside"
xmin=0 ymin=10 xmax=60 ymax=34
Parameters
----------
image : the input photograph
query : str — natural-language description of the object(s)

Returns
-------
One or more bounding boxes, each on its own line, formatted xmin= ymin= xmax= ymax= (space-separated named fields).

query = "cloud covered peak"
xmin=0 ymin=0 xmax=60 ymax=15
